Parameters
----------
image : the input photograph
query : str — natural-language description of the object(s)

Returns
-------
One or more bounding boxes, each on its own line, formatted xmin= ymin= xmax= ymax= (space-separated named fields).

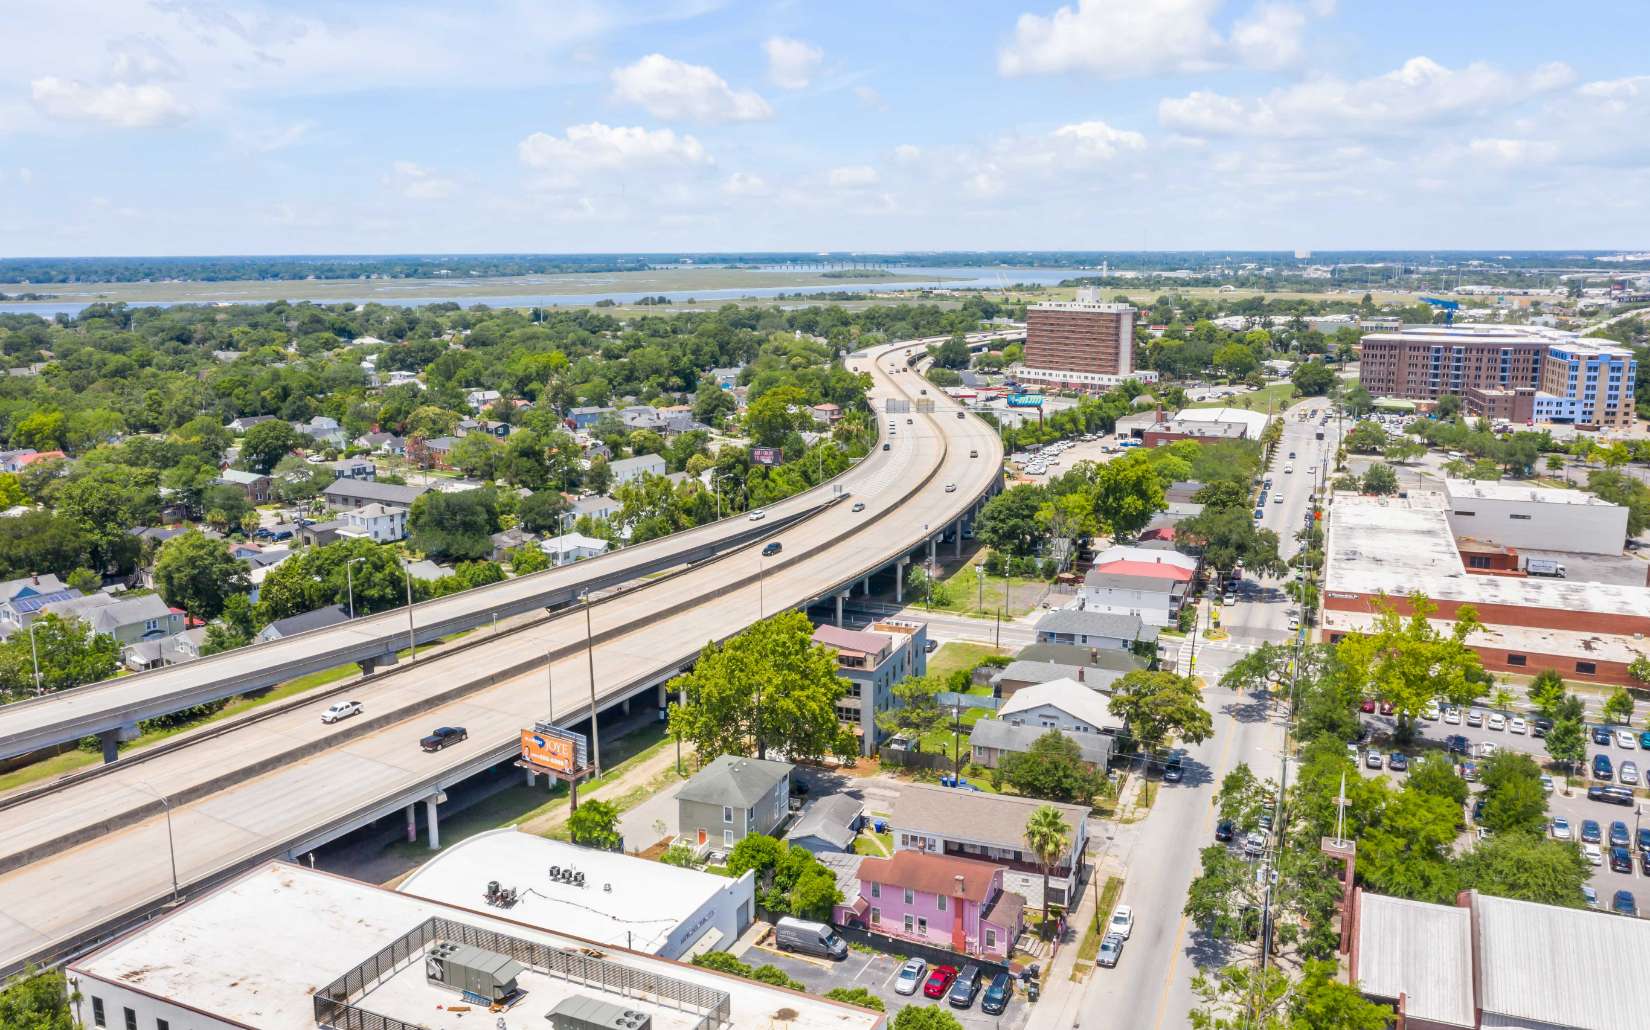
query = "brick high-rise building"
xmin=1015 ymin=287 xmax=1147 ymax=392
xmin=1356 ymin=325 xmax=1548 ymax=401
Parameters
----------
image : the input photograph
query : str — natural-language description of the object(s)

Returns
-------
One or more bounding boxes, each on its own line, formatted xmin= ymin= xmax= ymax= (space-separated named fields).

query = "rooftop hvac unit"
xmin=424 ymin=941 xmax=525 ymax=1003
xmin=546 ymin=995 xmax=653 ymax=1030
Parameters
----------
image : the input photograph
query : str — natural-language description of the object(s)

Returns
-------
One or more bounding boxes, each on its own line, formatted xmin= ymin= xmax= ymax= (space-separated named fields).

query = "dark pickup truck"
xmin=420 ymin=726 xmax=468 ymax=752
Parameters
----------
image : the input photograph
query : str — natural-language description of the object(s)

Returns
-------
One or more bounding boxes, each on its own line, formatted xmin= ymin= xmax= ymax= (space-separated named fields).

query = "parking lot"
xmin=1354 ymin=708 xmax=1650 ymax=912
xmin=744 ymin=945 xmax=1032 ymax=1030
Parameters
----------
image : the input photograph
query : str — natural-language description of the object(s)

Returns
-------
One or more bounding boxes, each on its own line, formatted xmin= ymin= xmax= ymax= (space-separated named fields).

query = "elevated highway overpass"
xmin=0 ymin=338 xmax=1004 ymax=978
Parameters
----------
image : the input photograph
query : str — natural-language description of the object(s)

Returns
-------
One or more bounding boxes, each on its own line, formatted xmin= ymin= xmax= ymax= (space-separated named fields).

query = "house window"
xmin=1507 ymin=654 xmax=1527 ymax=667
xmin=917 ymin=916 xmax=928 ymax=936
xmin=871 ymin=907 xmax=881 ymax=925
xmin=904 ymin=914 xmax=915 ymax=935
xmin=746 ymin=807 xmax=754 ymax=827
xmin=903 ymin=888 xmax=914 ymax=905
xmin=985 ymin=928 xmax=997 ymax=951
xmin=1576 ymin=661 xmax=1597 ymax=674
xmin=157 ymin=1021 xmax=170 ymax=1030
xmin=723 ymin=806 xmax=733 ymax=823
xmin=92 ymin=998 xmax=105 ymax=1027
xmin=937 ymin=895 xmax=947 ymax=912
xmin=124 ymin=1010 xmax=137 ymax=1030
xmin=870 ymin=882 xmax=881 ymax=899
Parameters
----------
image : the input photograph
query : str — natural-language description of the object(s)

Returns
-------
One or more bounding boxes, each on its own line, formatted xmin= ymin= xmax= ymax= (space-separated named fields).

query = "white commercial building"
xmin=69 ymin=862 xmax=876 ymax=1030
xmin=398 ymin=829 xmax=755 ymax=959
xmin=1166 ymin=405 xmax=1270 ymax=439
xmin=1443 ymin=478 xmax=1628 ymax=555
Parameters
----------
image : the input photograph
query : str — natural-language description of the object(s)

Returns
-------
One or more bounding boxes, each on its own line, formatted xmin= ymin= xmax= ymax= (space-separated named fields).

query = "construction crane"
xmin=1420 ymin=296 xmax=1460 ymax=324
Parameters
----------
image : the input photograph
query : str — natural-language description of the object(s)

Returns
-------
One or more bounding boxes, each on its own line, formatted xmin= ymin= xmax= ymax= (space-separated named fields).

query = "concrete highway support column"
xmin=927 ymin=537 xmax=937 ymax=564
xmin=835 ymin=593 xmax=845 ymax=627
xmin=953 ymin=520 xmax=963 ymax=558
xmin=99 ymin=729 xmax=120 ymax=764
xmin=405 ymin=804 xmax=417 ymax=843
xmin=524 ymin=767 xmax=537 ymax=787
xmin=895 ymin=558 xmax=909 ymax=603
xmin=862 ymin=575 xmax=871 ymax=596
xmin=425 ymin=795 xmax=443 ymax=850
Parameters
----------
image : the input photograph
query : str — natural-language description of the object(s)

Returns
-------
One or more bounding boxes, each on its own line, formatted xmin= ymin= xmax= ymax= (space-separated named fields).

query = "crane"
xmin=1420 ymin=296 xmax=1460 ymax=325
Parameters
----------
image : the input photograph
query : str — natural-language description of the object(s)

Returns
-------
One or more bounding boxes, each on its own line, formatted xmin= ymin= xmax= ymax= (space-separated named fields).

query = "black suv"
xmin=420 ymin=726 xmax=468 ymax=752
xmin=1531 ymin=717 xmax=1552 ymax=739
xmin=761 ymin=541 xmax=782 ymax=556
xmin=947 ymin=965 xmax=982 ymax=1009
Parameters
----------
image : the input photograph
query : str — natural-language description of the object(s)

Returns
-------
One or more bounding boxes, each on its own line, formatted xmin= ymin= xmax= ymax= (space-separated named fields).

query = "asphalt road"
xmin=1078 ymin=400 xmax=1334 ymax=1029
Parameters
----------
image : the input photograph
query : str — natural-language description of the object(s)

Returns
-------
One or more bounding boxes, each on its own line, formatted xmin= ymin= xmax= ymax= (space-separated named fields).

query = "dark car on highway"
xmin=761 ymin=541 xmax=782 ymax=556
xmin=420 ymin=726 xmax=467 ymax=752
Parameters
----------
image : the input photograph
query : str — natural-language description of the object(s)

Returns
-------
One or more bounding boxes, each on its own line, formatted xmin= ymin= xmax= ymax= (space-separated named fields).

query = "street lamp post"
xmin=345 ymin=557 xmax=364 ymax=620
xmin=27 ymin=621 xmax=42 ymax=695
xmin=580 ymin=589 xmax=601 ymax=778
xmin=401 ymin=559 xmax=416 ymax=660
xmin=132 ymin=781 xmax=180 ymax=905
xmin=975 ymin=563 xmax=984 ymax=616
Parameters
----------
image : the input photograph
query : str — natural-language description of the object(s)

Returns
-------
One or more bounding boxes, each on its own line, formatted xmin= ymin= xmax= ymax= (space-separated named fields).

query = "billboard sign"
xmin=1007 ymin=394 xmax=1045 ymax=408
xmin=521 ymin=724 xmax=588 ymax=775
xmin=751 ymin=446 xmax=782 ymax=466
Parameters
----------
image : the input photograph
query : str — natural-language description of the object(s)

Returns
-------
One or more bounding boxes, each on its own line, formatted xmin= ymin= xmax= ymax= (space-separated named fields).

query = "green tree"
xmin=667 ymin=610 xmax=847 ymax=762
xmin=1344 ymin=421 xmax=1388 ymax=454
xmin=931 ymin=333 xmax=971 ymax=369
xmin=726 ymin=834 xmax=787 ymax=880
xmin=0 ymin=965 xmax=75 ymax=1030
xmin=788 ymin=857 xmax=843 ymax=919
xmin=1526 ymin=669 xmax=1568 ymax=719
xmin=1630 ymin=655 xmax=1650 ymax=688
xmin=518 ymin=489 xmax=569 ymax=533
xmin=65 ymin=567 xmax=101 ymax=594
xmin=567 ymin=799 xmax=621 ymax=850
xmin=507 ymin=543 xmax=551 ymax=574
xmin=1456 ymin=833 xmax=1590 ymax=906
xmin=1090 ymin=457 xmax=1167 ymax=538
xmin=1333 ymin=593 xmax=1483 ymax=740
xmin=1178 ymin=506 xmax=1283 ymax=577
xmin=745 ymin=385 xmax=809 ymax=448
xmin=1361 ymin=463 xmax=1398 ymax=495
xmin=1358 ymin=788 xmax=1461 ymax=903
xmin=1478 ymin=752 xmax=1547 ymax=836
xmin=891 ymin=1005 xmax=964 ymax=1030
xmin=239 ymin=420 xmax=302 ymax=473
xmin=1603 ymin=686 xmax=1635 ymax=725
xmin=1405 ymin=753 xmax=1469 ymax=807
xmin=975 ymin=485 xmax=1045 ymax=557
xmin=997 ymin=730 xmax=1107 ymax=804
xmin=153 ymin=529 xmax=251 ymax=620
xmin=1108 ymin=670 xmax=1214 ymax=753
xmin=875 ymin=674 xmax=949 ymax=740
xmin=1289 ymin=960 xmax=1394 ymax=1030
xmin=1291 ymin=360 xmax=1337 ymax=396
xmin=1184 ymin=843 xmax=1265 ymax=942
xmin=1213 ymin=762 xmax=1272 ymax=830
xmin=1544 ymin=709 xmax=1587 ymax=774
xmin=1024 ymin=804 xmax=1072 ymax=930
xmin=408 ymin=488 xmax=499 ymax=561
xmin=1218 ymin=643 xmax=1290 ymax=696
xmin=823 ymin=987 xmax=885 ymax=1012
xmin=0 ymin=614 xmax=120 ymax=700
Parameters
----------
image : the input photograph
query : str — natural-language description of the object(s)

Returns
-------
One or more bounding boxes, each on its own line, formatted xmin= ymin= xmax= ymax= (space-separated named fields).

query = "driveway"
xmin=748 ymin=946 xmax=1031 ymax=1030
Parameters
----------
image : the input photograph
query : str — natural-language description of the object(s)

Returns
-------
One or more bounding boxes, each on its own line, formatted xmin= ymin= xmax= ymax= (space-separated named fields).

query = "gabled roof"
xmin=1087 ymin=559 xmax=1193 ymax=583
xmin=784 ymin=794 xmax=864 ymax=851
xmin=969 ymin=719 xmax=1111 ymax=766
xmin=1013 ymin=643 xmax=1148 ymax=672
xmin=216 ymin=468 xmax=269 ymax=485
xmin=856 ymin=850 xmax=1002 ymax=903
xmin=890 ymin=784 xmax=1086 ymax=856
xmin=677 ymin=754 xmax=793 ymax=808
xmin=321 ymin=479 xmax=427 ymax=506
xmin=1081 ymin=570 xmax=1186 ymax=593
xmin=1034 ymin=608 xmax=1153 ymax=642
xmin=258 ymin=604 xmax=349 ymax=640
xmin=998 ymin=678 xmax=1122 ymax=731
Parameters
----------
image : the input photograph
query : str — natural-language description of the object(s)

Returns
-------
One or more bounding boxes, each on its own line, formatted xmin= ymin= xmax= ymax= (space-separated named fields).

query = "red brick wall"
xmin=1323 ymin=590 xmax=1650 ymax=636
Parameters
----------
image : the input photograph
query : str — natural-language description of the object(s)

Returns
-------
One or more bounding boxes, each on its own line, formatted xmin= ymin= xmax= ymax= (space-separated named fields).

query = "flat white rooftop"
xmin=1324 ymin=492 xmax=1650 ymax=621
xmin=1444 ymin=477 xmax=1617 ymax=507
xmin=1322 ymin=609 xmax=1650 ymax=665
xmin=71 ymin=863 xmax=878 ymax=1030
xmin=397 ymin=829 xmax=746 ymax=955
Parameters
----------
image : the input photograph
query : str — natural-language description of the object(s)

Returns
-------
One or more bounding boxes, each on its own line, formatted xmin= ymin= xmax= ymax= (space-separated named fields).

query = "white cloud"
xmin=518 ymin=122 xmax=710 ymax=173
xmin=722 ymin=172 xmax=769 ymax=197
xmin=386 ymin=161 xmax=458 ymax=200
xmin=764 ymin=37 xmax=823 ymax=91
xmin=998 ymin=0 xmax=1331 ymax=79
xmin=1466 ymin=138 xmax=1559 ymax=166
xmin=233 ymin=120 xmax=315 ymax=154
xmin=961 ymin=118 xmax=1146 ymax=199
xmin=1051 ymin=120 xmax=1148 ymax=159
xmin=30 ymin=76 xmax=190 ymax=127
xmin=853 ymin=85 xmax=888 ymax=111
xmin=1159 ymin=57 xmax=1576 ymax=137
xmin=611 ymin=54 xmax=772 ymax=123
xmin=893 ymin=144 xmax=922 ymax=164
xmin=828 ymin=164 xmax=879 ymax=189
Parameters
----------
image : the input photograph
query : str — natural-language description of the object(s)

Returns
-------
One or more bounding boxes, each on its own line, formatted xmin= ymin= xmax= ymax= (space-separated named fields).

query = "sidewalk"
xmin=1023 ymin=851 xmax=1106 ymax=1030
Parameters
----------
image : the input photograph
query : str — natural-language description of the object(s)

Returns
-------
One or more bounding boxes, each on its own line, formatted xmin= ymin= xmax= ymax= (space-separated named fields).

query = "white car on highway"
xmin=321 ymin=700 xmax=363 ymax=724
xmin=1107 ymin=905 xmax=1134 ymax=940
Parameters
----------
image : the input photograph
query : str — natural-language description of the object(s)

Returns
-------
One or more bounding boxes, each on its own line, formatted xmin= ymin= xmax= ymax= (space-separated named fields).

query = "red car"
xmin=1359 ymin=700 xmax=1376 ymax=714
xmin=1379 ymin=701 xmax=1395 ymax=715
xmin=924 ymin=965 xmax=958 ymax=999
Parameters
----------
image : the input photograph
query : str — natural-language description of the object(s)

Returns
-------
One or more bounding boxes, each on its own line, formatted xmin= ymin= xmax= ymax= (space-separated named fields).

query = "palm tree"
xmin=1023 ymin=804 xmax=1071 ymax=937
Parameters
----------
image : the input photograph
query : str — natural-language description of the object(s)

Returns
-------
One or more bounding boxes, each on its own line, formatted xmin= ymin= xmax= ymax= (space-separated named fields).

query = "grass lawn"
xmin=1186 ymin=381 xmax=1298 ymax=414
xmin=926 ymin=641 xmax=1008 ymax=682
xmin=930 ymin=560 xmax=1047 ymax=618
xmin=1073 ymin=876 xmax=1126 ymax=976
xmin=853 ymin=830 xmax=894 ymax=857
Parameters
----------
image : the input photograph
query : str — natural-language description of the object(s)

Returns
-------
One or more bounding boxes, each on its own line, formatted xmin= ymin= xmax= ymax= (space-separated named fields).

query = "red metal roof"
xmin=1092 ymin=559 xmax=1193 ymax=582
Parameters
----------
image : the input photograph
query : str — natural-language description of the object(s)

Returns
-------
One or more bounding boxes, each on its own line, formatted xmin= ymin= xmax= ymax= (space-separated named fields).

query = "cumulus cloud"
xmin=764 ymin=37 xmax=823 ymax=90
xmin=1159 ymin=57 xmax=1576 ymax=137
xmin=386 ymin=160 xmax=457 ymax=200
xmin=611 ymin=54 xmax=772 ymax=122
xmin=1466 ymin=138 xmax=1559 ymax=166
xmin=828 ymin=164 xmax=879 ymax=189
xmin=893 ymin=144 xmax=922 ymax=164
xmin=963 ymin=118 xmax=1146 ymax=198
xmin=998 ymin=0 xmax=1330 ymax=79
xmin=518 ymin=122 xmax=710 ymax=174
xmin=722 ymin=172 xmax=769 ymax=197
xmin=30 ymin=76 xmax=190 ymax=127
xmin=854 ymin=85 xmax=888 ymax=111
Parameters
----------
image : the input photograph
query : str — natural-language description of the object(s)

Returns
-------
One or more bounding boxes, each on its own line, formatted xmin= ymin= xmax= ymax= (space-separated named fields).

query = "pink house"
xmin=834 ymin=850 xmax=1024 ymax=961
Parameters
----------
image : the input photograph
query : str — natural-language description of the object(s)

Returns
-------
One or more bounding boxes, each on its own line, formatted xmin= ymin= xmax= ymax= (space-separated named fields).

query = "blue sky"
xmin=0 ymin=0 xmax=1645 ymax=256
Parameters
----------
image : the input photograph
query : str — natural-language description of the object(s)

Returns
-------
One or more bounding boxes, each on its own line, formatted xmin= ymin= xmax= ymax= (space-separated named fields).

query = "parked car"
xmin=1466 ymin=710 xmax=1484 ymax=727
xmin=1613 ymin=890 xmax=1637 ymax=917
xmin=1532 ymin=717 xmax=1552 ymax=738
xmin=1445 ymin=734 xmax=1470 ymax=754
xmin=1610 ymin=821 xmax=1630 ymax=848
xmin=1388 ymin=752 xmax=1408 ymax=772
xmin=1593 ymin=754 xmax=1614 ymax=781
xmin=1443 ymin=707 xmax=1461 ymax=725
xmin=1215 ymin=819 xmax=1235 ymax=842
xmin=1098 ymin=932 xmax=1126 ymax=968
xmin=981 ymin=972 xmax=1014 ymax=1014
xmin=1551 ymin=817 xmax=1573 ymax=840
xmin=924 ymin=965 xmax=958 ymax=999
xmin=1583 ymin=843 xmax=1603 ymax=866
xmin=1360 ymin=700 xmax=1376 ymax=714
xmin=947 ymin=965 xmax=982 ymax=1009
xmin=1508 ymin=716 xmax=1527 ymax=734
xmin=1588 ymin=785 xmax=1635 ymax=806
xmin=1108 ymin=905 xmax=1135 ymax=940
xmin=774 ymin=917 xmax=847 ymax=959
xmin=1582 ymin=885 xmax=1599 ymax=908
xmin=419 ymin=726 xmax=467 ymax=752
xmin=1617 ymin=729 xmax=1638 ymax=749
xmin=1611 ymin=847 xmax=1634 ymax=873
xmin=1641 ymin=729 xmax=1650 ymax=749
xmin=1244 ymin=832 xmax=1266 ymax=857
xmin=321 ymin=700 xmax=362 ymax=724
xmin=1621 ymin=761 xmax=1640 ymax=786
xmin=894 ymin=958 xmax=927 ymax=996
xmin=761 ymin=541 xmax=782 ymax=556
xmin=1539 ymin=774 xmax=1553 ymax=794
xmin=1487 ymin=713 xmax=1506 ymax=731
xmin=1581 ymin=819 xmax=1602 ymax=844
xmin=1593 ymin=725 xmax=1613 ymax=746
xmin=1365 ymin=751 xmax=1383 ymax=769
xmin=1422 ymin=703 xmax=1441 ymax=721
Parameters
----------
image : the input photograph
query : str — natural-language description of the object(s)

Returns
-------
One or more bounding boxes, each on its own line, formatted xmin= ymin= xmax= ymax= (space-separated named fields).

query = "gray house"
xmin=784 ymin=794 xmax=865 ymax=855
xmin=969 ymin=719 xmax=1112 ymax=770
xmin=322 ymin=479 xmax=427 ymax=511
xmin=255 ymin=604 xmax=350 ymax=643
xmin=1033 ymin=609 xmax=1156 ymax=651
xmin=677 ymin=755 xmax=793 ymax=851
